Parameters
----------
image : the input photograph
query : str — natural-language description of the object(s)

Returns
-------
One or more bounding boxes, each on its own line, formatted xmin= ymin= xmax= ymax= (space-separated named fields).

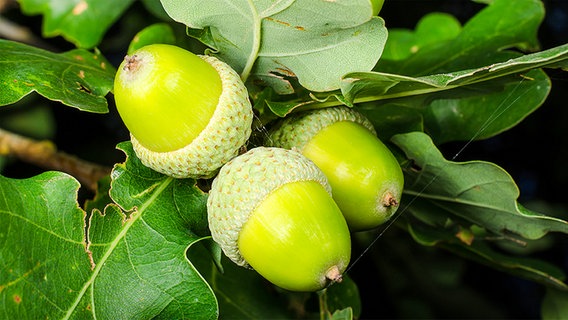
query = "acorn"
xmin=113 ymin=44 xmax=253 ymax=178
xmin=268 ymin=107 xmax=404 ymax=232
xmin=207 ymin=147 xmax=351 ymax=292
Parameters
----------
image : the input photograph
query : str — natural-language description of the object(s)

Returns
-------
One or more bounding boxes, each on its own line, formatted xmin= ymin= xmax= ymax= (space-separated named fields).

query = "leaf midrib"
xmin=404 ymin=189 xmax=568 ymax=226
xmin=62 ymin=177 xmax=174 ymax=319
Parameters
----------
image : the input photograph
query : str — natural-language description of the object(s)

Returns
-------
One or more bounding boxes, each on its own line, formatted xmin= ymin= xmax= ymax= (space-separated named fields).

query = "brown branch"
xmin=0 ymin=128 xmax=111 ymax=192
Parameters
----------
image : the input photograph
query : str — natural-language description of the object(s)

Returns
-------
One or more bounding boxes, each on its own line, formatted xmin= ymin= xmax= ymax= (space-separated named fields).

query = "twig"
xmin=0 ymin=128 xmax=111 ymax=192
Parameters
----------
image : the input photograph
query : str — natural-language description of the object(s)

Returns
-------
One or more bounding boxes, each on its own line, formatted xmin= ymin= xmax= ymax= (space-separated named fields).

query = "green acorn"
xmin=113 ymin=44 xmax=253 ymax=178
xmin=207 ymin=147 xmax=351 ymax=292
xmin=268 ymin=107 xmax=404 ymax=232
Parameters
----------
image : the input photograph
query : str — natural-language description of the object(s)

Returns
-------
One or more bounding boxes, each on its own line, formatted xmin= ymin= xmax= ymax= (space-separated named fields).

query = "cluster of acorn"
xmin=113 ymin=44 xmax=404 ymax=292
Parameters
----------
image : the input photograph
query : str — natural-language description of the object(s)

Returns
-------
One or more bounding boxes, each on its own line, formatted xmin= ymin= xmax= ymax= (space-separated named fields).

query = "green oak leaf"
xmin=160 ymin=0 xmax=386 ymax=94
xmin=262 ymin=41 xmax=568 ymax=128
xmin=381 ymin=12 xmax=462 ymax=61
xmin=392 ymin=132 xmax=568 ymax=240
xmin=341 ymin=42 xmax=568 ymax=105
xmin=419 ymin=69 xmax=549 ymax=144
xmin=97 ymin=141 xmax=216 ymax=319
xmin=341 ymin=41 xmax=568 ymax=142
xmin=18 ymin=0 xmax=136 ymax=48
xmin=0 ymin=142 xmax=218 ymax=319
xmin=357 ymin=67 xmax=550 ymax=143
xmin=0 ymin=40 xmax=115 ymax=113
xmin=376 ymin=0 xmax=544 ymax=75
xmin=0 ymin=172 xmax=90 ymax=318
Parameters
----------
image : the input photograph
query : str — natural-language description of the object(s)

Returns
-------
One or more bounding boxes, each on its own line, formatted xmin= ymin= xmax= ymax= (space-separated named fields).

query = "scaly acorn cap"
xmin=117 ymin=46 xmax=253 ymax=179
xmin=267 ymin=106 xmax=376 ymax=151
xmin=207 ymin=147 xmax=331 ymax=267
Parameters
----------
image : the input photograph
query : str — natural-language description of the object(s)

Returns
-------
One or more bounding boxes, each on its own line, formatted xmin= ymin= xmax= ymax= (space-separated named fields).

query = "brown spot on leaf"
xmin=73 ymin=1 xmax=88 ymax=15
xmin=86 ymin=242 xmax=96 ymax=270
xmin=13 ymin=295 xmax=21 ymax=304
xmin=295 ymin=25 xmax=305 ymax=31
xmin=265 ymin=17 xmax=291 ymax=27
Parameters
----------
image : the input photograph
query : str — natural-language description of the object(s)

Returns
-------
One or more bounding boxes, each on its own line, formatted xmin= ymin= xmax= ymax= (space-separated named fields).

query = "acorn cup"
xmin=113 ymin=44 xmax=253 ymax=178
xmin=268 ymin=107 xmax=404 ymax=232
xmin=207 ymin=147 xmax=351 ymax=292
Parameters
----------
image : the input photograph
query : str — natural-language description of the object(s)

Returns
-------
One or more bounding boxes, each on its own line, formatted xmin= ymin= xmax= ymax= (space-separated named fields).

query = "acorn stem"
xmin=325 ymin=265 xmax=343 ymax=283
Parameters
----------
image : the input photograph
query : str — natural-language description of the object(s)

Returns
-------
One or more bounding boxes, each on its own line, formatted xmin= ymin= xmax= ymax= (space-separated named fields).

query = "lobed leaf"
xmin=260 ymin=0 xmax=564 ymax=144
xmin=18 ymin=0 xmax=136 ymax=48
xmin=0 ymin=172 xmax=91 ymax=318
xmin=392 ymin=132 xmax=568 ymax=240
xmin=160 ymin=0 xmax=386 ymax=94
xmin=263 ymin=41 xmax=568 ymax=133
xmin=344 ymin=41 xmax=568 ymax=142
xmin=0 ymin=40 xmax=115 ymax=113
xmin=391 ymin=131 xmax=568 ymax=289
xmin=358 ymin=67 xmax=551 ymax=143
xmin=0 ymin=142 xmax=219 ymax=319
xmin=97 ymin=141 xmax=216 ymax=319
xmin=341 ymin=42 xmax=568 ymax=105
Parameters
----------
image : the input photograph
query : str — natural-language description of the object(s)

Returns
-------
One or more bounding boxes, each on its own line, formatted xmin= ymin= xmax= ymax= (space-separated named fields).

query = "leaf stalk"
xmin=240 ymin=0 xmax=262 ymax=82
